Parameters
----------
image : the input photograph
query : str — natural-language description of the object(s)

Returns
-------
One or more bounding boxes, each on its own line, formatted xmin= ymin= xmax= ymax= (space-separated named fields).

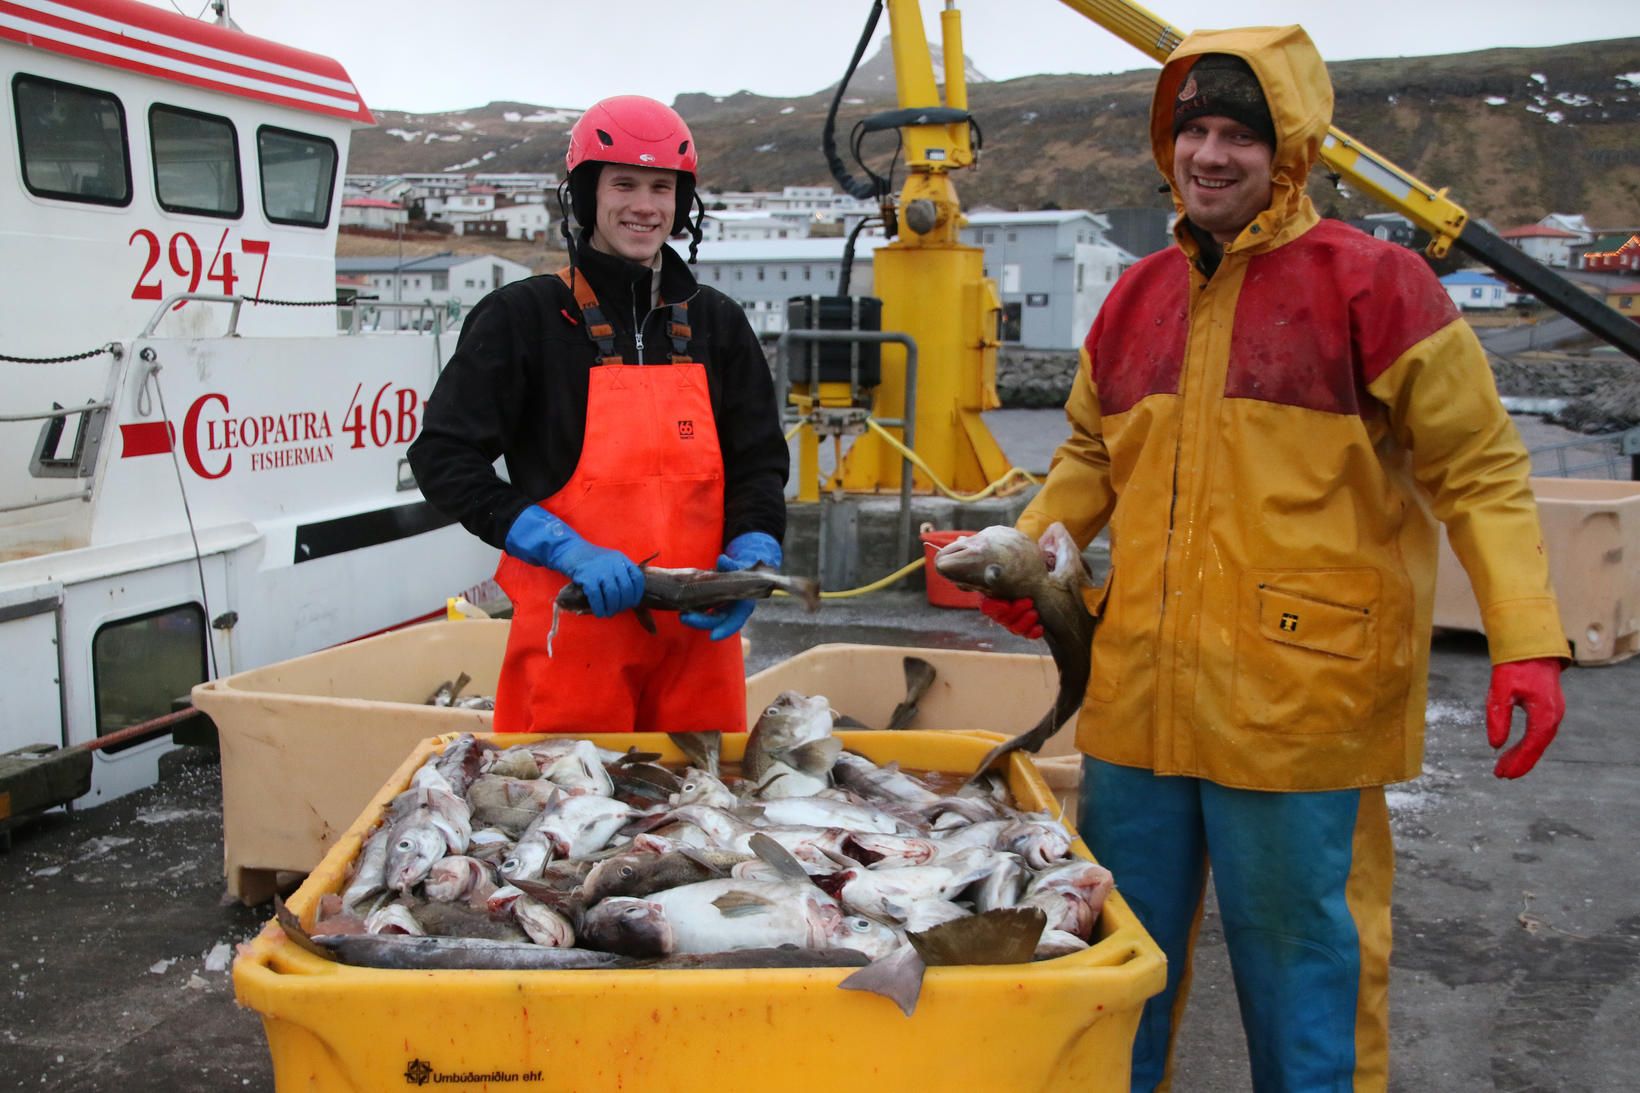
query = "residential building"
xmin=1576 ymin=232 xmax=1640 ymax=273
xmin=1602 ymin=280 xmax=1640 ymax=322
xmin=702 ymin=211 xmax=809 ymax=241
xmin=1498 ymin=224 xmax=1580 ymax=268
xmin=339 ymin=197 xmax=408 ymax=232
xmin=1346 ymin=211 xmax=1419 ymax=249
xmin=1097 ymin=206 xmax=1174 ymax=259
xmin=334 ymin=252 xmax=533 ymax=330
xmin=668 ymin=237 xmax=887 ymax=336
xmin=449 ymin=200 xmax=551 ymax=241
xmin=1440 ymin=269 xmax=1518 ymax=311
xmin=960 ymin=210 xmax=1135 ymax=349
xmin=1537 ymin=212 xmax=1594 ymax=244
xmin=471 ymin=172 xmax=558 ymax=200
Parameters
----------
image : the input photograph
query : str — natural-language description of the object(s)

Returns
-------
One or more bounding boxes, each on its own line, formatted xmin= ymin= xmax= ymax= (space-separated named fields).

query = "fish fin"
xmin=963 ymin=709 xmax=1059 ymax=787
xmin=274 ymin=896 xmax=336 ymax=962
xmin=678 ymin=846 xmax=728 ymax=877
xmin=711 ymin=890 xmax=777 ymax=918
xmin=886 ymin=656 xmax=936 ymax=729
xmin=449 ymin=671 xmax=472 ymax=701
xmin=546 ymin=603 xmax=561 ymax=657
xmin=831 ymin=712 xmax=871 ymax=729
xmin=748 ymin=833 xmax=812 ymax=883
xmin=907 ymin=907 xmax=1047 ymax=967
xmin=636 ymin=551 xmax=661 ymax=567
xmin=761 ymin=567 xmax=822 ymax=612
xmin=616 ymin=748 xmax=665 ymax=766
xmin=837 ymin=944 xmax=926 ymax=1017
xmin=634 ymin=606 xmax=658 ymax=634
xmin=784 ymin=736 xmax=844 ymax=777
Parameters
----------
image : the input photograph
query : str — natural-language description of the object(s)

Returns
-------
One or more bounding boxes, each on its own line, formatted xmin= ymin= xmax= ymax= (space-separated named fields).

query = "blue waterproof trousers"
xmin=1078 ymin=757 xmax=1394 ymax=1093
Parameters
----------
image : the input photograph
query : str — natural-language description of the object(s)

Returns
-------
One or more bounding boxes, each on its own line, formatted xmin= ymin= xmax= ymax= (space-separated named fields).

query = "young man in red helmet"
xmin=409 ymin=95 xmax=788 ymax=735
xmin=981 ymin=28 xmax=1567 ymax=1092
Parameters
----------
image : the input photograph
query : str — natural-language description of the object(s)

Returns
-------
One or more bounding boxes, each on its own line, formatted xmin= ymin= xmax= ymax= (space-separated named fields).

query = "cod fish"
xmin=743 ymin=691 xmax=843 ymax=797
xmin=550 ymin=564 xmax=820 ymax=653
xmin=933 ymin=522 xmax=1096 ymax=778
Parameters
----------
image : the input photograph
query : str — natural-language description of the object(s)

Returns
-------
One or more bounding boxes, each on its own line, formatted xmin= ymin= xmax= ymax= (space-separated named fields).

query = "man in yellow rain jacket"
xmin=981 ymin=25 xmax=1568 ymax=1093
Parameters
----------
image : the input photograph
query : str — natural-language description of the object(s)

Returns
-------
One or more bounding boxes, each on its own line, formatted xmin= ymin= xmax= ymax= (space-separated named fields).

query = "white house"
xmin=960 ymin=210 xmax=1134 ymax=349
xmin=1498 ymin=224 xmax=1580 ymax=268
xmin=339 ymin=197 xmax=408 ymax=232
xmin=702 ymin=211 xmax=808 ymax=241
xmin=1440 ymin=269 xmax=1517 ymax=311
xmin=453 ymin=201 xmax=551 ymax=241
xmin=334 ymin=252 xmax=533 ymax=330
xmin=671 ymin=237 xmax=887 ymax=336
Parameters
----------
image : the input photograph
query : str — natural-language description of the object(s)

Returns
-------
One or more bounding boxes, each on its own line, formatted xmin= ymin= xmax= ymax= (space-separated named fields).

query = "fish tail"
xmin=547 ymin=602 xmax=561 ymax=657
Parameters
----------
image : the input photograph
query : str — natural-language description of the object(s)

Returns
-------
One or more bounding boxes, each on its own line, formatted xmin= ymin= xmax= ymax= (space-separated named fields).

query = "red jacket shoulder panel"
xmin=1086 ymin=248 xmax=1191 ymax=415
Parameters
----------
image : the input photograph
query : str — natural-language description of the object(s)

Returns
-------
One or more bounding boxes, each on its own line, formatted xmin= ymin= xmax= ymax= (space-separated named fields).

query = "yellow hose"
xmin=771 ymin=555 xmax=928 ymax=599
xmin=863 ymin=419 xmax=1040 ymax=502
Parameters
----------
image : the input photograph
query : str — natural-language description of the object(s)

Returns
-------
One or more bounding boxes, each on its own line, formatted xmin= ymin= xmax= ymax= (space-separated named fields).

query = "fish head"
xmin=581 ymin=851 xmax=657 ymax=902
xmin=835 ymin=914 xmax=903 ymax=960
xmin=499 ymin=841 xmax=551 ymax=884
xmin=385 ymin=824 xmax=448 ymax=891
xmin=670 ymin=768 xmax=736 ymax=809
xmin=932 ymin=525 xmax=1046 ymax=599
xmin=582 ymin=897 xmax=672 ymax=957
xmin=749 ymin=691 xmax=834 ymax=752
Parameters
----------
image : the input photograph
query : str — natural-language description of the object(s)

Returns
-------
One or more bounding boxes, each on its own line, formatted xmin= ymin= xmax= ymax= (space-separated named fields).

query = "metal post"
xmin=775 ymin=329 xmax=920 ymax=565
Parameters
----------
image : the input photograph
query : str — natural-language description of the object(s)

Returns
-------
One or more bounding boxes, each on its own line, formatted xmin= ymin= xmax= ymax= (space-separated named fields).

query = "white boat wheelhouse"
xmin=0 ymin=0 xmax=500 ymax=803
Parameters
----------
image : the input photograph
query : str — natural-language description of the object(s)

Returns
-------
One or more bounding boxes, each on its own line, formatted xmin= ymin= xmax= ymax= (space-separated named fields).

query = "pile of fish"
xmin=277 ymin=692 xmax=1113 ymax=1015
xmin=423 ymin=672 xmax=494 ymax=711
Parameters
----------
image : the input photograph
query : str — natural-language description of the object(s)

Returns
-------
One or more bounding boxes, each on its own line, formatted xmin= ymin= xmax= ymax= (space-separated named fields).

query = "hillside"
xmin=349 ymin=37 xmax=1640 ymax=228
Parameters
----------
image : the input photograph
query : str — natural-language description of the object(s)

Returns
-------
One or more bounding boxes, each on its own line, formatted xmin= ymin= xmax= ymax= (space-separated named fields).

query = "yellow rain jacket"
xmin=1018 ymin=26 xmax=1568 ymax=791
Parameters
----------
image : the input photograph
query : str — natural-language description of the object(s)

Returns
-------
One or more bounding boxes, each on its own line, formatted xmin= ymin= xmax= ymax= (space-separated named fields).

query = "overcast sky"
xmin=159 ymin=1 xmax=1640 ymax=114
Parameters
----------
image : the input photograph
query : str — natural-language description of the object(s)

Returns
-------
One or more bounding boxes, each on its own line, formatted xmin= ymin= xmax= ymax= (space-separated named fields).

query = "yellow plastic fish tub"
xmin=234 ymin=730 xmax=1165 ymax=1093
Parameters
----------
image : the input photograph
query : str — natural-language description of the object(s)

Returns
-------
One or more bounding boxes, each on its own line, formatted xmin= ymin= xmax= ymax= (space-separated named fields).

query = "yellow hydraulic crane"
xmin=799 ymin=0 xmax=1640 ymax=506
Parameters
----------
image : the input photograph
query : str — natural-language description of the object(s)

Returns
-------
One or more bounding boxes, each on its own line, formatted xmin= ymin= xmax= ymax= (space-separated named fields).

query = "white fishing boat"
xmin=0 ymin=0 xmax=501 ymax=803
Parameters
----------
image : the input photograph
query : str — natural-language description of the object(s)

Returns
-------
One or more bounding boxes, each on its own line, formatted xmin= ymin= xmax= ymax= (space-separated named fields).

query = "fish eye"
xmin=624 ymin=905 xmax=646 ymax=918
xmin=984 ymin=563 xmax=1003 ymax=585
xmin=849 ymin=918 xmax=871 ymax=932
xmin=682 ymin=782 xmax=696 ymax=792
xmin=396 ymin=839 xmax=413 ymax=852
xmin=764 ymin=706 xmax=780 ymax=717
xmin=619 ymin=866 xmax=634 ymax=878
xmin=501 ymin=857 xmax=519 ymax=872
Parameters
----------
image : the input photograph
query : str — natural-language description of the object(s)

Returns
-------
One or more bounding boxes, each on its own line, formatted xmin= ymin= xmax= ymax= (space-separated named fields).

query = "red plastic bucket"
xmin=920 ymin=530 xmax=985 ymax=609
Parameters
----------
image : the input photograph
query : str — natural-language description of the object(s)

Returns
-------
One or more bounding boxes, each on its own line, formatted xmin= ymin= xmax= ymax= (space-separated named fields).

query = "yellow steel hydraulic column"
xmin=837 ymin=0 xmax=1010 ymax=494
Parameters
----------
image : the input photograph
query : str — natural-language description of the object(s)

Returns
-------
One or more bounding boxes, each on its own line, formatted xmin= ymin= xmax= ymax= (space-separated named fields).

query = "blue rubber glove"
xmin=680 ymin=532 xmax=782 ymax=641
xmin=504 ymin=507 xmax=643 ymax=619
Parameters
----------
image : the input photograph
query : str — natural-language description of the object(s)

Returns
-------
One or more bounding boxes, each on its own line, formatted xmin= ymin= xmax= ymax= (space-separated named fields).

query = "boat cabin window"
xmin=257 ymin=125 xmax=336 ymax=227
xmin=12 ymin=74 xmax=132 ymax=206
xmin=150 ymin=104 xmax=242 ymax=218
xmin=92 ymin=603 xmax=207 ymax=753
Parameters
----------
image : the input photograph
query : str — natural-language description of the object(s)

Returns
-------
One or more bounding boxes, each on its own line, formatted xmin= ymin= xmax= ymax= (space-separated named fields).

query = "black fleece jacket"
xmin=407 ymin=243 xmax=789 ymax=552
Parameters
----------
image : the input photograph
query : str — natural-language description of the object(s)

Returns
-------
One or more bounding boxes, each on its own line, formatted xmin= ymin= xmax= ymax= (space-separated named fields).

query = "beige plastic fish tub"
xmin=234 ymin=730 xmax=1165 ymax=1093
xmin=1433 ymin=477 xmax=1640 ymax=665
xmin=192 ymin=620 xmax=511 ymax=904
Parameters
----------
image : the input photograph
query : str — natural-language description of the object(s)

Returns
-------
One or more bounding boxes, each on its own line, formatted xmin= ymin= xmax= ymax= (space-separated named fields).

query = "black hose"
xmin=823 ymin=1 xmax=887 ymax=202
xmin=839 ymin=215 xmax=881 ymax=296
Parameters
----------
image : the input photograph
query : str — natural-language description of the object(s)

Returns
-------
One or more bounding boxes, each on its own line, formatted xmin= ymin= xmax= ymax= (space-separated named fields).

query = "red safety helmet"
xmin=566 ymin=95 xmax=697 ymax=175
xmin=564 ymin=95 xmax=699 ymax=240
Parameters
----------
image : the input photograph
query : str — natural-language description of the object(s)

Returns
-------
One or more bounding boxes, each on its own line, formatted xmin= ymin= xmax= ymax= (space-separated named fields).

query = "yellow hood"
xmin=1150 ymin=26 xmax=1334 ymax=244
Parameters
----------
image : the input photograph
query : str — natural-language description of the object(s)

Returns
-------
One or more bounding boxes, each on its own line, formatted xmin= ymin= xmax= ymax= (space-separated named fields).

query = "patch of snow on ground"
xmin=385 ymin=129 xmax=422 ymax=142
xmin=1484 ymin=96 xmax=1508 ymax=106
xmin=1555 ymin=92 xmax=1592 ymax=107
xmin=503 ymin=112 xmax=521 ymax=122
xmin=1546 ymin=111 xmax=1565 ymax=124
xmin=135 ymin=808 xmax=207 ymax=825
xmin=522 ymin=110 xmax=579 ymax=123
xmin=1531 ymin=72 xmax=1547 ymax=85
xmin=482 ymin=151 xmax=497 ymax=159
xmin=1426 ymin=699 xmax=1474 ymax=727
xmin=148 ymin=958 xmax=176 ymax=975
xmin=756 ymin=143 xmax=776 ymax=152
xmin=447 ymin=158 xmax=482 ymax=170
xmin=31 ymin=866 xmax=60 ymax=877
xmin=78 ymin=836 xmax=132 ymax=860
xmin=424 ymin=133 xmax=461 ymax=144
xmin=780 ymin=106 xmax=796 ymax=114
xmin=457 ymin=121 xmax=475 ymax=131
xmin=1617 ymin=72 xmax=1640 ymax=88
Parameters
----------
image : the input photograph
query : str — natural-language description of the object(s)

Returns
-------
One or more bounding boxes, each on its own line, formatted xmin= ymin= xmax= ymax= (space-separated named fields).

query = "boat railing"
xmin=139 ymin=293 xmax=462 ymax=338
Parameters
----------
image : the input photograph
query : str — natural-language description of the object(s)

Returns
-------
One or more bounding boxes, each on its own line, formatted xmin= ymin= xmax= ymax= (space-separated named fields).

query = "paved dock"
xmin=1 ymin=406 xmax=1635 ymax=1091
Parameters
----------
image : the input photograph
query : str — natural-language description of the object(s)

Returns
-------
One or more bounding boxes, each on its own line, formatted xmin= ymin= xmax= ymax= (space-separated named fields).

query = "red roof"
xmin=343 ymin=197 xmax=402 ymax=208
xmin=0 ymin=0 xmax=373 ymax=124
xmin=1499 ymin=225 xmax=1580 ymax=239
xmin=1603 ymin=281 xmax=1640 ymax=294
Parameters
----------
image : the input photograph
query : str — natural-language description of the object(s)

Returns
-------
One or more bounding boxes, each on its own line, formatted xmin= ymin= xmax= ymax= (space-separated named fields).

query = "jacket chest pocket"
xmin=1232 ymin=570 xmax=1380 ymax=734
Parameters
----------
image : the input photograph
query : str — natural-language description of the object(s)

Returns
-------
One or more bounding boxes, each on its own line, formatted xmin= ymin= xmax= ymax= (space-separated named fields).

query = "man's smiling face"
xmin=1172 ymin=115 xmax=1274 ymax=245
xmin=589 ymin=164 xmax=676 ymax=264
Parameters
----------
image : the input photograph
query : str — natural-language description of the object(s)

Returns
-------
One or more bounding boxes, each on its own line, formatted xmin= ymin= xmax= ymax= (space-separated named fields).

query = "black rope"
xmin=244 ymin=296 xmax=354 ymax=307
xmin=0 ymin=345 xmax=116 ymax=364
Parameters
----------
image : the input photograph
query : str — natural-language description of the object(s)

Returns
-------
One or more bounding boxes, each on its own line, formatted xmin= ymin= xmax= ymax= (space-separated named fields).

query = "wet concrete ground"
xmin=1 ymin=407 xmax=1635 ymax=1091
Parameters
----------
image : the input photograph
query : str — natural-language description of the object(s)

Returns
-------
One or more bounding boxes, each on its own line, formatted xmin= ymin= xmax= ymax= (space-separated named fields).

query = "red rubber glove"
xmin=979 ymin=596 xmax=1043 ymax=640
xmin=1485 ymin=658 xmax=1565 ymax=779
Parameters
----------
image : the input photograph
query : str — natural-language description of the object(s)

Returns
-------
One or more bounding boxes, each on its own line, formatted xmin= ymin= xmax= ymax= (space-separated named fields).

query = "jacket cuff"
xmin=1480 ymin=597 xmax=1572 ymax=664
